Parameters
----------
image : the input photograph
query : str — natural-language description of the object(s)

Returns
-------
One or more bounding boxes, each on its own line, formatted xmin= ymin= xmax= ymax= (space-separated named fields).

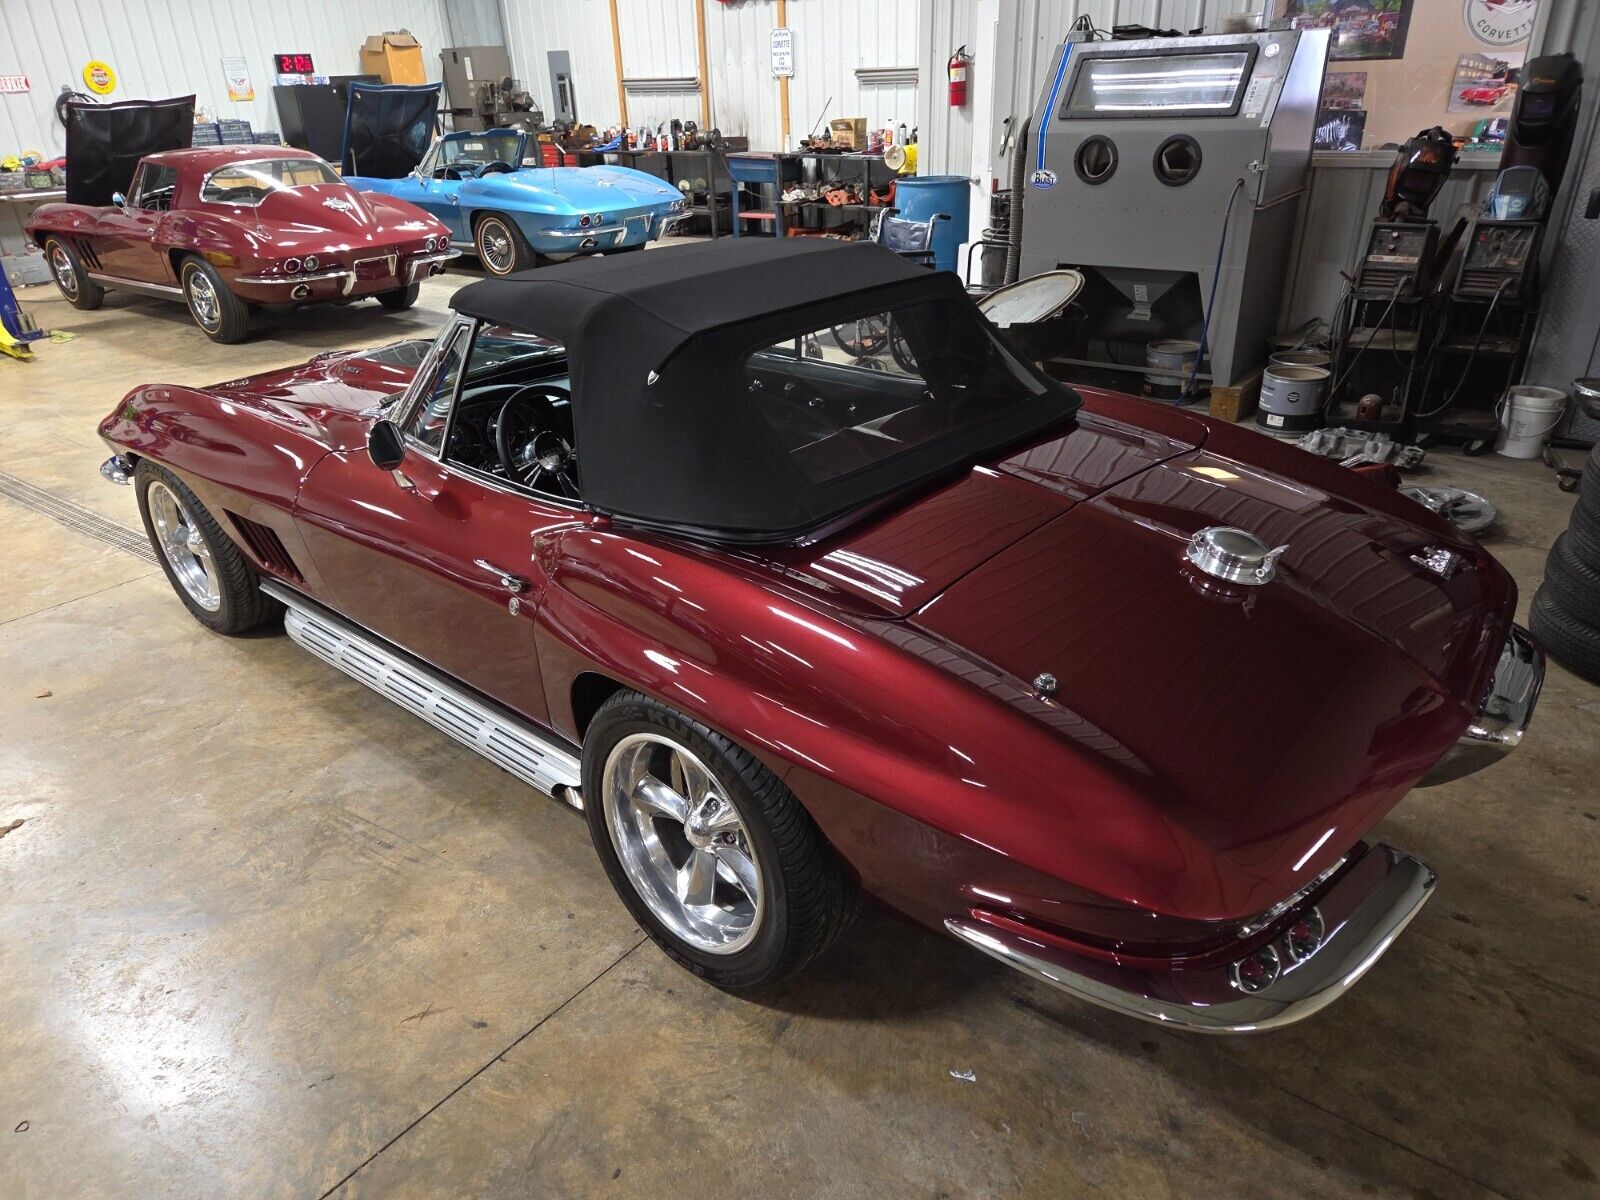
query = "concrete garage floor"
xmin=1 ymin=262 xmax=1598 ymax=1200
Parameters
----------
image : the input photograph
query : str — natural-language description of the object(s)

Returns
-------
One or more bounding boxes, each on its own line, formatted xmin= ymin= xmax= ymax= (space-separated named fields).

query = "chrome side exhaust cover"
xmin=263 ymin=581 xmax=584 ymax=809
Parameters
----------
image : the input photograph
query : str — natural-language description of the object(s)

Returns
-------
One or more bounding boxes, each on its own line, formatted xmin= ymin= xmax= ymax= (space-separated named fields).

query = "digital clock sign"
xmin=274 ymin=53 xmax=316 ymax=74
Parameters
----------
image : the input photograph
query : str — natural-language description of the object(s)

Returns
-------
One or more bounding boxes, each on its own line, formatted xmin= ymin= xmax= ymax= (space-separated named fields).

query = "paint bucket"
xmin=1145 ymin=339 xmax=1202 ymax=399
xmin=1494 ymin=386 xmax=1567 ymax=459
xmin=1269 ymin=349 xmax=1332 ymax=370
xmin=1256 ymin=365 xmax=1329 ymax=434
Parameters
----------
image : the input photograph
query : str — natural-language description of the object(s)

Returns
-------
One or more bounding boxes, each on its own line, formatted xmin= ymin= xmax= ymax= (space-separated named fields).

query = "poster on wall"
xmin=1320 ymin=71 xmax=1367 ymax=110
xmin=1314 ymin=108 xmax=1367 ymax=151
xmin=1447 ymin=50 xmax=1524 ymax=112
xmin=1463 ymin=0 xmax=1538 ymax=48
xmin=1284 ymin=1 xmax=1414 ymax=62
xmin=220 ymin=57 xmax=254 ymax=102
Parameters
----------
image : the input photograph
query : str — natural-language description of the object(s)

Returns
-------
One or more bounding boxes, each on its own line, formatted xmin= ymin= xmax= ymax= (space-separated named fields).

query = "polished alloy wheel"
xmin=186 ymin=270 xmax=222 ymax=330
xmin=147 ymin=480 xmax=221 ymax=611
xmin=48 ymin=244 xmax=77 ymax=298
xmin=478 ymin=219 xmax=516 ymax=274
xmin=601 ymin=732 xmax=763 ymax=954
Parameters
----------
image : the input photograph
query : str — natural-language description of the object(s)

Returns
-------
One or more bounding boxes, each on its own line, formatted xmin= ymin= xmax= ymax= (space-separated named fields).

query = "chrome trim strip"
xmin=543 ymin=224 xmax=626 ymax=240
xmin=263 ymin=581 xmax=584 ymax=809
xmin=86 ymin=272 xmax=183 ymax=298
xmin=233 ymin=268 xmax=356 ymax=288
xmin=404 ymin=249 xmax=461 ymax=283
xmin=946 ymin=844 xmax=1436 ymax=1034
xmin=1418 ymin=623 xmax=1544 ymax=786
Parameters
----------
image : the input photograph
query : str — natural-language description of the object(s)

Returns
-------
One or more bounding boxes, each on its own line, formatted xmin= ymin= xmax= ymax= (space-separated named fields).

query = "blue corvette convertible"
xmin=346 ymin=129 xmax=687 ymax=275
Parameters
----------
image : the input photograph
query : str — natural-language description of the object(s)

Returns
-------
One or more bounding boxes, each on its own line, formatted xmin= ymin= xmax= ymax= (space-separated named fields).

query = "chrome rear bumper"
xmin=947 ymin=843 xmax=1435 ymax=1034
xmin=1418 ymin=623 xmax=1543 ymax=786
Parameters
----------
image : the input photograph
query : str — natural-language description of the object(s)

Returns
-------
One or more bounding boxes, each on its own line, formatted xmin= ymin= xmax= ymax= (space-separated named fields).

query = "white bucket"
xmin=1495 ymin=386 xmax=1567 ymax=459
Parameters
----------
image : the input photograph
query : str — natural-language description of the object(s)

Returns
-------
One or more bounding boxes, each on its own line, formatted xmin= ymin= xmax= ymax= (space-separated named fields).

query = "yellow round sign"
xmin=83 ymin=60 xmax=116 ymax=95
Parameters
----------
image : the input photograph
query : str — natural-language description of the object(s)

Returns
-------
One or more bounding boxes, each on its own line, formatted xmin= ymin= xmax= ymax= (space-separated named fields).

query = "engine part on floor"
xmin=1398 ymin=486 xmax=1497 ymax=536
xmin=1257 ymin=364 xmax=1329 ymax=434
xmin=1530 ymin=586 xmax=1600 ymax=684
xmin=1013 ymin=28 xmax=1328 ymax=390
xmin=1296 ymin=427 xmax=1425 ymax=469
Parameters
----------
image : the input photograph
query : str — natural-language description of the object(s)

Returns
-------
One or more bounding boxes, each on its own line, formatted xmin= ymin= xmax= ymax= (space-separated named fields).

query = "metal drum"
xmin=1256 ymin=365 xmax=1328 ymax=434
xmin=1269 ymin=349 xmax=1332 ymax=370
xmin=1145 ymin=339 xmax=1201 ymax=400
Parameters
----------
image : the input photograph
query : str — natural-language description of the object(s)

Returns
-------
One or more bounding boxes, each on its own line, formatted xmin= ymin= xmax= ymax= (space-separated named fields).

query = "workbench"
xmin=724 ymin=152 xmax=898 ymax=239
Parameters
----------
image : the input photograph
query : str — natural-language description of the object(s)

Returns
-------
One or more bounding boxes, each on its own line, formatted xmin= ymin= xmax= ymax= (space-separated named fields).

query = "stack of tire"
xmin=1534 ymin=444 xmax=1600 ymax=684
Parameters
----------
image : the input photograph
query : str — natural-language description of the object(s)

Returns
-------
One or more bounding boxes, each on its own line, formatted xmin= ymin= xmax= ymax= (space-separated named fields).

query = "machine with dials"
xmin=1015 ymin=28 xmax=1329 ymax=393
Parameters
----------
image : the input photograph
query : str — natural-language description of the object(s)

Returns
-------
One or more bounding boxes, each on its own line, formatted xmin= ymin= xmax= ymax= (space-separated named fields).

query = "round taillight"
xmin=1285 ymin=909 xmax=1325 ymax=963
xmin=1230 ymin=945 xmax=1281 ymax=994
xmin=284 ymin=258 xmax=301 ymax=274
xmin=303 ymin=254 xmax=319 ymax=272
xmin=424 ymin=235 xmax=437 ymax=251
xmin=579 ymin=215 xmax=591 ymax=228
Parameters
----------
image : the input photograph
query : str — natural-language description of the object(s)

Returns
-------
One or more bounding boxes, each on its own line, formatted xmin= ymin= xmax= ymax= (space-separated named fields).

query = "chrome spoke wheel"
xmin=479 ymin=221 xmax=516 ymax=274
xmin=147 ymin=481 xmax=221 ymax=611
xmin=186 ymin=270 xmax=221 ymax=330
xmin=48 ymin=244 xmax=78 ymax=298
xmin=602 ymin=733 xmax=762 ymax=955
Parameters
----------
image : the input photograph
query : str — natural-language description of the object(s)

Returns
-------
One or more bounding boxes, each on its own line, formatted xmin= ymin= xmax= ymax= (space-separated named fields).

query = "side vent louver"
xmin=226 ymin=512 xmax=303 ymax=581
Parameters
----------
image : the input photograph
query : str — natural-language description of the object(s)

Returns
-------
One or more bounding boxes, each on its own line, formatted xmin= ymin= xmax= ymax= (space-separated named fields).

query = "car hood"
xmin=905 ymin=443 xmax=1513 ymax=893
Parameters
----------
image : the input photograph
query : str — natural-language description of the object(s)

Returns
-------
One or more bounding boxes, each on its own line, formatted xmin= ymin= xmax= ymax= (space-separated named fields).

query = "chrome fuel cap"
xmin=1186 ymin=526 xmax=1288 ymax=586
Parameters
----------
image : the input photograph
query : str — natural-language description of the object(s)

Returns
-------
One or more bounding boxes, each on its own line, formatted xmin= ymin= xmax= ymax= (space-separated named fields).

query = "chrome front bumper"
xmin=947 ymin=843 xmax=1435 ymax=1034
xmin=1418 ymin=623 xmax=1544 ymax=787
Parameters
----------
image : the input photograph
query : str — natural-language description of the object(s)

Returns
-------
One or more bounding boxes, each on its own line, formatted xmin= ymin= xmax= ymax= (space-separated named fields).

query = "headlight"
xmin=303 ymin=254 xmax=319 ymax=272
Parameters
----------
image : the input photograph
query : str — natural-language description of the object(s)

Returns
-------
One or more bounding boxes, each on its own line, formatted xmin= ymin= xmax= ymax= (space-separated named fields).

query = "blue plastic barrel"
xmin=892 ymin=175 xmax=970 ymax=273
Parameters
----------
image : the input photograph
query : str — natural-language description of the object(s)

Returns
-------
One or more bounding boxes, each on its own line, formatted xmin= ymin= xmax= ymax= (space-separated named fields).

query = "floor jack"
xmin=0 ymin=260 xmax=46 ymax=361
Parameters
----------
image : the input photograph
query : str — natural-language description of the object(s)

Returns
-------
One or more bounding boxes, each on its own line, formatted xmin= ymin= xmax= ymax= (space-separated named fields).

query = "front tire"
xmin=135 ymin=461 xmax=282 ymax=635
xmin=473 ymin=213 xmax=534 ymax=276
xmin=180 ymin=256 xmax=250 ymax=344
xmin=375 ymin=281 xmax=421 ymax=310
xmin=42 ymin=238 xmax=104 ymax=310
xmin=582 ymin=690 xmax=858 ymax=990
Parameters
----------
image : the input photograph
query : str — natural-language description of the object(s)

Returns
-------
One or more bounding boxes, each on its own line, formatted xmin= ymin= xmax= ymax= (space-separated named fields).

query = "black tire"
xmin=472 ymin=213 xmax=534 ymax=276
xmin=1545 ymin=533 xmax=1600 ymax=620
xmin=134 ymin=460 xmax=282 ymax=635
xmin=582 ymin=690 xmax=858 ymax=990
xmin=180 ymin=256 xmax=250 ymax=343
xmin=375 ymin=281 xmax=421 ymax=310
xmin=1568 ymin=502 xmax=1600 ymax=568
xmin=1530 ymin=586 xmax=1600 ymax=685
xmin=1578 ymin=448 xmax=1600 ymax=522
xmin=42 ymin=237 xmax=104 ymax=310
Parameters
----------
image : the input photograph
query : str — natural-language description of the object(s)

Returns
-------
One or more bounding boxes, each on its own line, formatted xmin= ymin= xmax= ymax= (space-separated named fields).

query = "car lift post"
xmin=0 ymin=260 xmax=45 ymax=360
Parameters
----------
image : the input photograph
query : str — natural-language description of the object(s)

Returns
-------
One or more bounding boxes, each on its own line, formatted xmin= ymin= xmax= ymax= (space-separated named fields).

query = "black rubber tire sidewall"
xmin=1546 ymin=533 xmax=1600 ymax=621
xmin=1568 ymin=502 xmax=1600 ymax=568
xmin=1530 ymin=586 xmax=1600 ymax=685
xmin=376 ymin=281 xmax=421 ymax=310
xmin=134 ymin=460 xmax=282 ymax=635
xmin=181 ymin=256 xmax=251 ymax=343
xmin=473 ymin=213 xmax=532 ymax=276
xmin=42 ymin=237 xmax=103 ymax=310
xmin=1579 ymin=450 xmax=1600 ymax=522
xmin=581 ymin=690 xmax=856 ymax=990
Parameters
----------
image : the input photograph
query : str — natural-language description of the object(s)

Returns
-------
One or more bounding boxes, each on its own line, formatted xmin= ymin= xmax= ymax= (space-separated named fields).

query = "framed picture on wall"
xmin=1283 ymin=1 xmax=1415 ymax=63
xmin=1447 ymin=50 xmax=1524 ymax=113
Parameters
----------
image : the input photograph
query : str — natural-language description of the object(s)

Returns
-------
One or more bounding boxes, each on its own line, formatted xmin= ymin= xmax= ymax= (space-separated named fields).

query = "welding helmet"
xmin=1482 ymin=165 xmax=1551 ymax=220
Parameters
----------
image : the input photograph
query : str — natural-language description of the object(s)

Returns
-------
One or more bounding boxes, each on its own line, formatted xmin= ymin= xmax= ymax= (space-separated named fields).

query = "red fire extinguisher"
xmin=947 ymin=46 xmax=970 ymax=108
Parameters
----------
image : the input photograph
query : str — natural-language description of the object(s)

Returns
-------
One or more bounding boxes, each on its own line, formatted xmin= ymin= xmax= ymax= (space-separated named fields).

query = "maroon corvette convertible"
xmin=28 ymin=145 xmax=455 ymax=343
xmin=97 ymin=240 xmax=1541 ymax=1032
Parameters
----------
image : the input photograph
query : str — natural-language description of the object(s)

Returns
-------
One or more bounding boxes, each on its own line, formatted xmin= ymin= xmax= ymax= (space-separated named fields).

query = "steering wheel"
xmin=494 ymin=385 xmax=579 ymax=498
xmin=478 ymin=161 xmax=516 ymax=175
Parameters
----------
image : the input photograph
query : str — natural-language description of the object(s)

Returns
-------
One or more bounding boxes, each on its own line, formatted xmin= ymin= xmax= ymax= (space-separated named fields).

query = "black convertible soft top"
xmin=450 ymin=239 xmax=1079 ymax=542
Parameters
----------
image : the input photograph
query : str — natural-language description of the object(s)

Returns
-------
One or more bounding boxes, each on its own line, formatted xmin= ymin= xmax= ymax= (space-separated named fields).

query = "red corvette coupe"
xmin=96 ymin=240 xmax=1541 ymax=1032
xmin=27 ymin=145 xmax=456 ymax=343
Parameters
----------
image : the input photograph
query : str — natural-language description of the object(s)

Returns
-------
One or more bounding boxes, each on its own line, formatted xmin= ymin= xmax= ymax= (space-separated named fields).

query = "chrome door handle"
xmin=475 ymin=559 xmax=528 ymax=593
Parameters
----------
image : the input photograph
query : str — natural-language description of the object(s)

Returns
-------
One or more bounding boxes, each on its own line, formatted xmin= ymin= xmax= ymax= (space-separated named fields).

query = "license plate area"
xmin=355 ymin=254 xmax=398 ymax=281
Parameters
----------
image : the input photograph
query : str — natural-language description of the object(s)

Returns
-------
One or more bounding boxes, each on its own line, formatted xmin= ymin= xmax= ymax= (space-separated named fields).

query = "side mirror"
xmin=366 ymin=419 xmax=407 ymax=471
xmin=111 ymin=191 xmax=127 ymax=208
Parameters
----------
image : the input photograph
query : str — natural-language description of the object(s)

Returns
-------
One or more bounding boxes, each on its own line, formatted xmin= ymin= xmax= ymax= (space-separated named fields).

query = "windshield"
xmin=742 ymin=297 xmax=1050 ymax=485
xmin=465 ymin=324 xmax=564 ymax=379
xmin=442 ymin=133 xmax=526 ymax=169
xmin=200 ymin=158 xmax=342 ymax=205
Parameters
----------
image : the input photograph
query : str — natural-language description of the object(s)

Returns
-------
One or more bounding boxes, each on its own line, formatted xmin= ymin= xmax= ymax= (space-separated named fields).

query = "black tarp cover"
xmin=341 ymin=82 xmax=440 ymax=177
xmin=64 ymin=95 xmax=195 ymax=206
xmin=449 ymin=239 xmax=1080 ymax=542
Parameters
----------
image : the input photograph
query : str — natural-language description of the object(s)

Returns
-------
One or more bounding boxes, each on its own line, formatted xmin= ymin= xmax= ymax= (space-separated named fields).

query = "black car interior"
xmin=441 ymin=334 xmax=579 ymax=500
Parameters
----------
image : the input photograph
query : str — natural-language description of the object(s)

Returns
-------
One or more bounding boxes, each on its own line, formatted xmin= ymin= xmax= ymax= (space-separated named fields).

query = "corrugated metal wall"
xmin=0 ymin=0 xmax=450 ymax=157
xmin=499 ymin=0 xmax=924 ymax=147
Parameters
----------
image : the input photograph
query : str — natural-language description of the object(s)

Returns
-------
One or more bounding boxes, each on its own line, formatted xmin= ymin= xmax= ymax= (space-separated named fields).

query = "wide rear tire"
xmin=180 ymin=256 xmax=251 ymax=344
xmin=1530 ymin=586 xmax=1600 ymax=685
xmin=582 ymin=690 xmax=858 ymax=990
xmin=375 ymin=281 xmax=421 ymax=310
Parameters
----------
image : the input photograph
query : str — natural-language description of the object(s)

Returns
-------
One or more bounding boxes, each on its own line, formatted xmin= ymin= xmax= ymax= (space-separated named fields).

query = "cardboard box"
xmin=361 ymin=31 xmax=425 ymax=85
xmin=829 ymin=118 xmax=867 ymax=150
